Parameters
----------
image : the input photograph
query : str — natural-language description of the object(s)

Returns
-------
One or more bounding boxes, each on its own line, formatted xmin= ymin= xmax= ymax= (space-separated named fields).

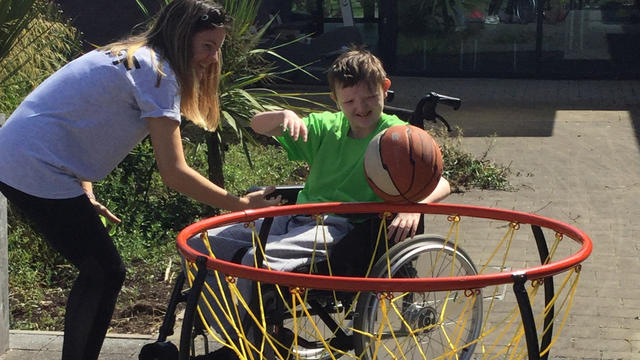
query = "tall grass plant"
xmin=0 ymin=0 xmax=81 ymax=113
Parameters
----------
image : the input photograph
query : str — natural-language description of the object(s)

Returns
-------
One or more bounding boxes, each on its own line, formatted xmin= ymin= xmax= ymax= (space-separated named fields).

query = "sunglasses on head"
xmin=199 ymin=8 xmax=226 ymax=27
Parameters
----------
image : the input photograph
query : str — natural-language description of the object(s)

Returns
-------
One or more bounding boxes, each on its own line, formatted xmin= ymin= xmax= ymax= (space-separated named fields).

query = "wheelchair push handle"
xmin=383 ymin=90 xmax=461 ymax=132
xmin=427 ymin=91 xmax=462 ymax=110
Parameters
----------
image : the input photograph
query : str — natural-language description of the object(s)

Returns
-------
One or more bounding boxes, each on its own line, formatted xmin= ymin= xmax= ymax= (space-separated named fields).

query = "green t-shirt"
xmin=276 ymin=111 xmax=406 ymax=204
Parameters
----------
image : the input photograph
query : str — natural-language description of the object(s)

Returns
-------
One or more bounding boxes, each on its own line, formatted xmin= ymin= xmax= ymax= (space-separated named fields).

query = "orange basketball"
xmin=363 ymin=125 xmax=443 ymax=202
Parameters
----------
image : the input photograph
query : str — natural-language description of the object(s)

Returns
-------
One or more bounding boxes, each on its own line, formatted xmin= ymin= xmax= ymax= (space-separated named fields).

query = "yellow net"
xmin=181 ymin=211 xmax=584 ymax=360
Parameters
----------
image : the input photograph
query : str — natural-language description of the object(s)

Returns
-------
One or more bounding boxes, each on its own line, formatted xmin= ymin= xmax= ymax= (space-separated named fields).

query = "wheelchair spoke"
xmin=354 ymin=235 xmax=482 ymax=360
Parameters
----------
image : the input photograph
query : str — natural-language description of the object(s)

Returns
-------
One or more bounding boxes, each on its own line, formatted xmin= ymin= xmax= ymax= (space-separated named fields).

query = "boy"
xmin=186 ymin=48 xmax=451 ymax=359
xmin=192 ymin=48 xmax=450 ymax=271
xmin=251 ymin=48 xmax=449 ymax=239
xmin=192 ymin=47 xmax=450 ymax=269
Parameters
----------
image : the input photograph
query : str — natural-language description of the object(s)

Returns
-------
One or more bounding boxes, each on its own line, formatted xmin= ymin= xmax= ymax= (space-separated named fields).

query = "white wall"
xmin=0 ymin=113 xmax=8 ymax=354
xmin=0 ymin=194 xmax=8 ymax=354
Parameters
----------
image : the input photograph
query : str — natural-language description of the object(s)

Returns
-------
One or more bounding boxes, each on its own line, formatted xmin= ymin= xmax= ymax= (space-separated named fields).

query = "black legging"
xmin=0 ymin=181 xmax=125 ymax=360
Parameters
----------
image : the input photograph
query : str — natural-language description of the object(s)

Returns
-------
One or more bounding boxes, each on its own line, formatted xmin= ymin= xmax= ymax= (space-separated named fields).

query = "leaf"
xmin=0 ymin=1 xmax=82 ymax=113
xmin=100 ymin=215 xmax=118 ymax=237
xmin=134 ymin=0 xmax=149 ymax=16
xmin=220 ymin=110 xmax=238 ymax=133
xmin=0 ymin=0 xmax=37 ymax=61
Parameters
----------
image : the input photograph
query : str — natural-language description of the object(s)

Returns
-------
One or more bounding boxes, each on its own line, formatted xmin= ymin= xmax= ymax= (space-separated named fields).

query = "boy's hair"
xmin=102 ymin=0 xmax=232 ymax=131
xmin=327 ymin=48 xmax=387 ymax=94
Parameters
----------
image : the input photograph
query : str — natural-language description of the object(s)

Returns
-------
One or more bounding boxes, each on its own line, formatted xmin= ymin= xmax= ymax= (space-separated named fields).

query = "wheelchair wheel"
xmin=354 ymin=234 xmax=482 ymax=360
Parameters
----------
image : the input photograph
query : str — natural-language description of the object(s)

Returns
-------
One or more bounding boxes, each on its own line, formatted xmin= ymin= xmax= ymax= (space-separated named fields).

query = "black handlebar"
xmin=247 ymin=185 xmax=303 ymax=203
xmin=383 ymin=91 xmax=461 ymax=132
xmin=427 ymin=91 xmax=462 ymax=110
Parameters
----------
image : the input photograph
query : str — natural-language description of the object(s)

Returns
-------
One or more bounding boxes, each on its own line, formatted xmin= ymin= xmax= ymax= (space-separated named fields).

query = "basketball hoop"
xmin=173 ymin=202 xmax=591 ymax=360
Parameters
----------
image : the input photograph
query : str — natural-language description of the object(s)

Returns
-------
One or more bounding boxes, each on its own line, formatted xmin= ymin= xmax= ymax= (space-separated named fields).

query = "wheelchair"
xmin=139 ymin=92 xmax=483 ymax=360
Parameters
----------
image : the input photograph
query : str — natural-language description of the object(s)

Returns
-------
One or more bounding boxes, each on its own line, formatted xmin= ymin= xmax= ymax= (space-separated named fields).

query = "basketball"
xmin=364 ymin=125 xmax=443 ymax=202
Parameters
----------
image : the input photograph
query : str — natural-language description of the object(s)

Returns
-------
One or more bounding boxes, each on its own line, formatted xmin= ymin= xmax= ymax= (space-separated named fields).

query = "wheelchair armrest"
xmin=247 ymin=184 xmax=304 ymax=204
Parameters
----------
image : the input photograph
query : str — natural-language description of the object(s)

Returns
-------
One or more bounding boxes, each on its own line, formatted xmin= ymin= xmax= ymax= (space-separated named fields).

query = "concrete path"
xmin=0 ymin=331 xmax=154 ymax=359
xmin=2 ymin=78 xmax=639 ymax=359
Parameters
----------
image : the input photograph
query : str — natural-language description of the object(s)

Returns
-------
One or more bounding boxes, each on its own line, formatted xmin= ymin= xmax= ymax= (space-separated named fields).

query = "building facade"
xmin=262 ymin=0 xmax=640 ymax=79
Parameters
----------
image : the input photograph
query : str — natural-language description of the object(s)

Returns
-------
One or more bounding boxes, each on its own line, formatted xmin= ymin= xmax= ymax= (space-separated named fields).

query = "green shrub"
xmin=223 ymin=142 xmax=308 ymax=195
xmin=435 ymin=128 xmax=511 ymax=191
xmin=96 ymin=139 xmax=208 ymax=246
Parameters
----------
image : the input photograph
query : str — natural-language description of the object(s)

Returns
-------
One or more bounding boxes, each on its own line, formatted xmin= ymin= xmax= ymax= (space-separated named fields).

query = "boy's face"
xmin=333 ymin=81 xmax=387 ymax=139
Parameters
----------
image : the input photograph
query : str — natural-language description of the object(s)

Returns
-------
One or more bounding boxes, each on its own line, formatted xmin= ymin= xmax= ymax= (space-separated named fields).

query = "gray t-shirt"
xmin=0 ymin=46 xmax=181 ymax=199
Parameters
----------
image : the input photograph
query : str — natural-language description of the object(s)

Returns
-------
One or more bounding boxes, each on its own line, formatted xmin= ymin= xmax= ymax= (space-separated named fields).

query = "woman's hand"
xmin=87 ymin=194 xmax=121 ymax=224
xmin=240 ymin=186 xmax=282 ymax=209
xmin=82 ymin=181 xmax=121 ymax=223
xmin=387 ymin=212 xmax=421 ymax=243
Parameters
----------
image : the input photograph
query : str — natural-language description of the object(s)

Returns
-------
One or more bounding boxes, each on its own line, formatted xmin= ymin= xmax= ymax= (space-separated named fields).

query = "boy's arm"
xmin=419 ymin=176 xmax=451 ymax=204
xmin=387 ymin=177 xmax=451 ymax=243
xmin=251 ymin=110 xmax=308 ymax=142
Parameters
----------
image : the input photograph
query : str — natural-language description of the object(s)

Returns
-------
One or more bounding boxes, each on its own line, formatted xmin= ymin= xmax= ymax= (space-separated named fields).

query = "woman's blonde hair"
xmin=102 ymin=0 xmax=231 ymax=131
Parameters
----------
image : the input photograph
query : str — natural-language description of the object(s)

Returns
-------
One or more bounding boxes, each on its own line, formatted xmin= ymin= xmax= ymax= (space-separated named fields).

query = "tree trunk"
xmin=206 ymin=132 xmax=225 ymax=187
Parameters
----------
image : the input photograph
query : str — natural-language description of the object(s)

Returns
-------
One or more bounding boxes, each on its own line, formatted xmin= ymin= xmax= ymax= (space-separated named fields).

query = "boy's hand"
xmin=281 ymin=110 xmax=308 ymax=142
xmin=387 ymin=212 xmax=421 ymax=243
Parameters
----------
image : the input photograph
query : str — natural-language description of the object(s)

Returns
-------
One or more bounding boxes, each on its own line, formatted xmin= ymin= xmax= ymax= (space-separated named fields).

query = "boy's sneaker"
xmin=484 ymin=15 xmax=500 ymax=24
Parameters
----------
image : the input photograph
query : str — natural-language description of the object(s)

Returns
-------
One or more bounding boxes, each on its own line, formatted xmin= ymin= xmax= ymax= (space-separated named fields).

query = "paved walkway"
xmin=1 ymin=331 xmax=154 ymax=360
xmin=2 ymin=78 xmax=639 ymax=359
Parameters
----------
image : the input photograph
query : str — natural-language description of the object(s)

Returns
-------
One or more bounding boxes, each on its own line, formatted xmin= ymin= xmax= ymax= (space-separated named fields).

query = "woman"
xmin=0 ymin=1 xmax=279 ymax=359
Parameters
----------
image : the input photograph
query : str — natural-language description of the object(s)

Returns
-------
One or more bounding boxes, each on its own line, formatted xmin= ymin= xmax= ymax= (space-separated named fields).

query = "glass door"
xmin=322 ymin=1 xmax=385 ymax=55
xmin=393 ymin=0 xmax=540 ymax=76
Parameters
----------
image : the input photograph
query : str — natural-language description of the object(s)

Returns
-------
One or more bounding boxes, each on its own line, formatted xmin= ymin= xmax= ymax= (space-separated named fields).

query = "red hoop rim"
xmin=176 ymin=202 xmax=592 ymax=292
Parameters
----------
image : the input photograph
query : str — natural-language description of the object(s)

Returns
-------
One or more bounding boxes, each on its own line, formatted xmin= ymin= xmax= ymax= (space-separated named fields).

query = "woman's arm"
xmin=147 ymin=116 xmax=280 ymax=211
xmin=251 ymin=109 xmax=307 ymax=142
